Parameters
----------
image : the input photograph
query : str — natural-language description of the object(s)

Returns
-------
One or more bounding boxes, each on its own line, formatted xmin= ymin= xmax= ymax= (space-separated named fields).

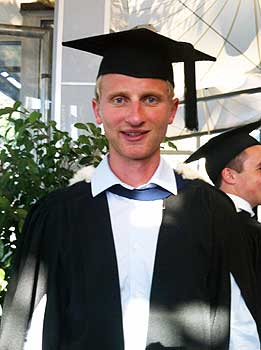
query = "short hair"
xmin=94 ymin=75 xmax=175 ymax=102
xmin=215 ymin=149 xmax=248 ymax=187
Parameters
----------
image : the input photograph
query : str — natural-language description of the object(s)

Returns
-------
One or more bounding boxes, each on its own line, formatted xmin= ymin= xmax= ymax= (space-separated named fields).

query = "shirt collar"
xmin=226 ymin=193 xmax=255 ymax=217
xmin=91 ymin=155 xmax=177 ymax=197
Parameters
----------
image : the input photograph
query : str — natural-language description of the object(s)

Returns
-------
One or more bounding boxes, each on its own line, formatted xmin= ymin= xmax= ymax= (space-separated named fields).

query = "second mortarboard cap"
xmin=185 ymin=120 xmax=261 ymax=184
xmin=62 ymin=27 xmax=216 ymax=131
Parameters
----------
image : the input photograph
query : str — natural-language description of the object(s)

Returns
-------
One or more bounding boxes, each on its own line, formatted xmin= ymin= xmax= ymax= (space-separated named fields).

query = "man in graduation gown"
xmin=0 ymin=26 xmax=248 ymax=350
xmin=186 ymin=120 xmax=261 ymax=349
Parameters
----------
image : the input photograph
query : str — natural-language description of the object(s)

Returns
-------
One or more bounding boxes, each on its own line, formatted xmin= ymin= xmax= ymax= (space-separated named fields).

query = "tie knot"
xmin=107 ymin=184 xmax=172 ymax=201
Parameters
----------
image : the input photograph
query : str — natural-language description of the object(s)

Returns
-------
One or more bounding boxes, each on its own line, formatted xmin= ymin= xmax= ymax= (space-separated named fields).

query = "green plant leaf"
xmin=0 ymin=239 xmax=4 ymax=260
xmin=28 ymin=111 xmax=42 ymax=123
xmin=74 ymin=123 xmax=88 ymax=130
xmin=0 ymin=240 xmax=4 ymax=260
xmin=48 ymin=120 xmax=57 ymax=128
xmin=0 ymin=268 xmax=5 ymax=280
xmin=0 ymin=268 xmax=8 ymax=292
xmin=13 ymin=101 xmax=22 ymax=110
xmin=0 ymin=107 xmax=14 ymax=116
xmin=0 ymin=197 xmax=10 ymax=210
xmin=167 ymin=141 xmax=177 ymax=150
xmin=77 ymin=135 xmax=91 ymax=144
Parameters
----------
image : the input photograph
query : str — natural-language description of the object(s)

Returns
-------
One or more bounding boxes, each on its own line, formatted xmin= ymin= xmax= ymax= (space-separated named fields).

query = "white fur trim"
xmin=69 ymin=165 xmax=95 ymax=185
xmin=69 ymin=162 xmax=205 ymax=186
xmin=175 ymin=162 xmax=204 ymax=180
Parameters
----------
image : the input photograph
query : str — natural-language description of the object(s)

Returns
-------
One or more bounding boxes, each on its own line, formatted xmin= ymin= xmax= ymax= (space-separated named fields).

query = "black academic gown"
xmin=0 ymin=177 xmax=248 ymax=350
xmin=230 ymin=209 xmax=261 ymax=340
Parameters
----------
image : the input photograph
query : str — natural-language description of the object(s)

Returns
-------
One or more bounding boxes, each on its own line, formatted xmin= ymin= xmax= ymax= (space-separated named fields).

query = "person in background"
xmin=0 ymin=26 xmax=251 ymax=350
xmin=186 ymin=120 xmax=261 ymax=349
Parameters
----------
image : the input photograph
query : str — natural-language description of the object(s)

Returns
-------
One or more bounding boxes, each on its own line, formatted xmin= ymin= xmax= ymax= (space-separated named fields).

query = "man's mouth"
xmin=121 ymin=130 xmax=149 ymax=141
xmin=125 ymin=132 xmax=145 ymax=136
xmin=122 ymin=130 xmax=148 ymax=135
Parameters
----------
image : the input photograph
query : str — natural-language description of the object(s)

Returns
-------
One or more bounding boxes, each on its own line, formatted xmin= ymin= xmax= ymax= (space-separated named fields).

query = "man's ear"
xmin=92 ymin=98 xmax=102 ymax=125
xmin=221 ymin=167 xmax=237 ymax=185
xmin=168 ymin=97 xmax=179 ymax=125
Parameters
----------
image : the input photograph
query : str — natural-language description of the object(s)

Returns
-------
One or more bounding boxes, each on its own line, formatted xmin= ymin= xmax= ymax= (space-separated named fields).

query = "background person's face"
xmin=92 ymin=74 xmax=178 ymax=167
xmin=234 ymin=145 xmax=261 ymax=207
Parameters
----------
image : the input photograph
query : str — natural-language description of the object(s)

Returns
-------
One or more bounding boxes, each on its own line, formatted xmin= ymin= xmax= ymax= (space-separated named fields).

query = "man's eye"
xmin=112 ymin=97 xmax=125 ymax=104
xmin=145 ymin=96 xmax=158 ymax=104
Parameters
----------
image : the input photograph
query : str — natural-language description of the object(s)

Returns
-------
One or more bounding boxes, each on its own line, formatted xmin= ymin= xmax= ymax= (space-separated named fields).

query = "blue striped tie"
xmin=107 ymin=184 xmax=172 ymax=201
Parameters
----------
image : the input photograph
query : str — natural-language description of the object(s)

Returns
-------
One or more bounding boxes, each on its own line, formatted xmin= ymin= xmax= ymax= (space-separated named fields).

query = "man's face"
xmin=234 ymin=145 xmax=261 ymax=207
xmin=92 ymin=74 xmax=178 ymax=167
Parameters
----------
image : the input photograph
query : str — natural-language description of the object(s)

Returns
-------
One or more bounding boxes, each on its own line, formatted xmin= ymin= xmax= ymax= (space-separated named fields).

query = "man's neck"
xmin=108 ymin=155 xmax=160 ymax=187
xmin=220 ymin=184 xmax=254 ymax=208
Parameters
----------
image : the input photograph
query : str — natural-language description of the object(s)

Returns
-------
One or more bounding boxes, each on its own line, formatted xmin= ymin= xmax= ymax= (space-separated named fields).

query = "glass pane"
xmin=0 ymin=25 xmax=53 ymax=121
xmin=0 ymin=40 xmax=21 ymax=106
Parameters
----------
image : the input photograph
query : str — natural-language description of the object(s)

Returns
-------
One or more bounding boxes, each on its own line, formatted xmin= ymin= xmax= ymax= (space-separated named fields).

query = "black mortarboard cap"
xmin=185 ymin=120 xmax=261 ymax=184
xmin=62 ymin=27 xmax=216 ymax=131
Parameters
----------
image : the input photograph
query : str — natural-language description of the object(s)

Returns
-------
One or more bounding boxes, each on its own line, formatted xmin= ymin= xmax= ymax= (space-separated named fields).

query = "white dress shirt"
xmin=92 ymin=156 xmax=177 ymax=350
xmin=226 ymin=193 xmax=255 ymax=217
xmin=226 ymin=193 xmax=260 ymax=350
xmin=24 ymin=159 xmax=260 ymax=349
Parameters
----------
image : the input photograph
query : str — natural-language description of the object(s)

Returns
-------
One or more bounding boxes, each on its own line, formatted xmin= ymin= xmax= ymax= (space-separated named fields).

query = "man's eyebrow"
xmin=105 ymin=89 xmax=167 ymax=100
xmin=141 ymin=90 xmax=165 ymax=96
xmin=107 ymin=90 xmax=129 ymax=98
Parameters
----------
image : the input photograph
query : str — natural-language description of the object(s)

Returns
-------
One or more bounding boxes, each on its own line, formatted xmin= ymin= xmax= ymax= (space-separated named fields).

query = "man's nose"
xmin=125 ymin=101 xmax=145 ymax=126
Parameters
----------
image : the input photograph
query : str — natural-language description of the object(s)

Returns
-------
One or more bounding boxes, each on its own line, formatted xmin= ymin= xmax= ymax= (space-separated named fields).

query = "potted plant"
xmin=0 ymin=101 xmax=108 ymax=311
